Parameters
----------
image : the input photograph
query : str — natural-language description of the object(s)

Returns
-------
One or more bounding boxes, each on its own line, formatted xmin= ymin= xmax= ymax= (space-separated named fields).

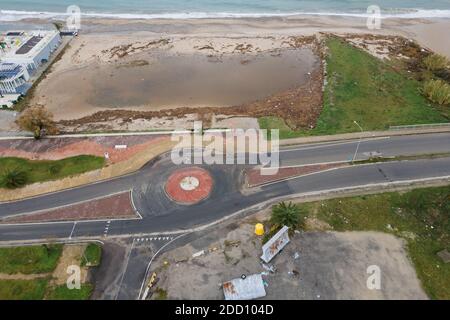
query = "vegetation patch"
xmin=262 ymin=201 xmax=308 ymax=244
xmin=0 ymin=279 xmax=49 ymax=300
xmin=423 ymin=54 xmax=449 ymax=72
xmin=0 ymin=243 xmax=101 ymax=300
xmin=1 ymin=169 xmax=28 ymax=189
xmin=422 ymin=79 xmax=450 ymax=106
xmin=0 ymin=244 xmax=62 ymax=274
xmin=45 ymin=284 xmax=93 ymax=300
xmin=296 ymin=185 xmax=450 ymax=299
xmin=259 ymin=36 xmax=447 ymax=138
xmin=81 ymin=243 xmax=102 ymax=267
xmin=154 ymin=287 xmax=168 ymax=300
xmin=0 ymin=155 xmax=105 ymax=189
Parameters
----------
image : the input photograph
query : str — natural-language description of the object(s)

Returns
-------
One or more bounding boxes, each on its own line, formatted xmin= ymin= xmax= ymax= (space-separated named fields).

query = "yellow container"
xmin=255 ymin=223 xmax=265 ymax=236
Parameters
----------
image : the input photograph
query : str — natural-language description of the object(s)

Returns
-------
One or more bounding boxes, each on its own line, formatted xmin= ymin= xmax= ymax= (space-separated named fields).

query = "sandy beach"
xmin=71 ymin=15 xmax=450 ymax=57
xmin=10 ymin=15 xmax=450 ymax=131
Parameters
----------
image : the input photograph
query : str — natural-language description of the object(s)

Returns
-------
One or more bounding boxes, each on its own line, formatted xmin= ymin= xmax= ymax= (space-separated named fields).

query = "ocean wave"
xmin=1 ymin=9 xmax=450 ymax=22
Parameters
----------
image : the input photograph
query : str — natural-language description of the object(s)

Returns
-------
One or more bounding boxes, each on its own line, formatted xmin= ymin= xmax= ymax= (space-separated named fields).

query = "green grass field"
xmin=45 ymin=284 xmax=93 ymax=300
xmin=81 ymin=243 xmax=102 ymax=267
xmin=298 ymin=185 xmax=450 ymax=299
xmin=0 ymin=155 xmax=105 ymax=188
xmin=259 ymin=37 xmax=447 ymax=139
xmin=0 ymin=243 xmax=100 ymax=300
xmin=0 ymin=279 xmax=49 ymax=300
xmin=0 ymin=244 xmax=62 ymax=274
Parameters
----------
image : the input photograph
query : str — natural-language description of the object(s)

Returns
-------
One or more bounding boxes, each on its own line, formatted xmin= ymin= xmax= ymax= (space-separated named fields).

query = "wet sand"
xmin=41 ymin=48 xmax=317 ymax=119
xmin=17 ymin=15 xmax=450 ymax=129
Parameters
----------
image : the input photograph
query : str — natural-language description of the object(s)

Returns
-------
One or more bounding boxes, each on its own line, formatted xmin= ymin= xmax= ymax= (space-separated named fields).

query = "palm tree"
xmin=270 ymin=201 xmax=306 ymax=229
xmin=1 ymin=169 xmax=28 ymax=189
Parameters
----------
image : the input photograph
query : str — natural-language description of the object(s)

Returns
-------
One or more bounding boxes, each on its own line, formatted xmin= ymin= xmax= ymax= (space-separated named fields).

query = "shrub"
xmin=422 ymin=79 xmax=450 ymax=105
xmin=16 ymin=106 xmax=58 ymax=140
xmin=1 ymin=169 xmax=28 ymax=189
xmin=81 ymin=243 xmax=102 ymax=267
xmin=270 ymin=201 xmax=307 ymax=230
xmin=48 ymin=164 xmax=62 ymax=175
xmin=423 ymin=54 xmax=449 ymax=71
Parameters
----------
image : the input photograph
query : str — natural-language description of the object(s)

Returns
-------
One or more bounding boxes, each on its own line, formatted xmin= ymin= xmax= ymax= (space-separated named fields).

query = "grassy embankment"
xmin=292 ymin=185 xmax=450 ymax=299
xmin=0 ymin=244 xmax=101 ymax=300
xmin=0 ymin=155 xmax=105 ymax=189
xmin=81 ymin=243 xmax=102 ymax=267
xmin=259 ymin=37 xmax=447 ymax=139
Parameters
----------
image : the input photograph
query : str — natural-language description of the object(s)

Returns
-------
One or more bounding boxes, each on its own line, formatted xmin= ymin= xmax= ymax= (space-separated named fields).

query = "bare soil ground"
xmin=51 ymin=244 xmax=88 ymax=286
xmin=150 ymin=222 xmax=427 ymax=300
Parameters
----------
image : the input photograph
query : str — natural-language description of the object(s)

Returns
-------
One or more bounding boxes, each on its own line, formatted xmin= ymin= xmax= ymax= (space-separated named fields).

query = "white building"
xmin=0 ymin=30 xmax=61 ymax=95
xmin=0 ymin=62 xmax=30 ymax=94
xmin=0 ymin=30 xmax=62 ymax=75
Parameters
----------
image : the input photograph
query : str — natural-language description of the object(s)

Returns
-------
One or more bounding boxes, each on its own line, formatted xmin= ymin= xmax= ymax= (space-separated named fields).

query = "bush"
xmin=81 ymin=243 xmax=102 ymax=267
xmin=270 ymin=201 xmax=307 ymax=230
xmin=1 ymin=169 xmax=28 ymax=189
xmin=423 ymin=54 xmax=449 ymax=71
xmin=15 ymin=106 xmax=58 ymax=139
xmin=48 ymin=164 xmax=62 ymax=175
xmin=422 ymin=79 xmax=450 ymax=105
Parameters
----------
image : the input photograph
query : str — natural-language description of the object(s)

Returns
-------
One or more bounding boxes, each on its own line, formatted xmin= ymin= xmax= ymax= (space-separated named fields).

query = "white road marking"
xmin=138 ymin=233 xmax=189 ymax=300
xmin=115 ymin=238 xmax=135 ymax=300
xmin=68 ymin=222 xmax=77 ymax=239
xmin=103 ymin=220 xmax=111 ymax=237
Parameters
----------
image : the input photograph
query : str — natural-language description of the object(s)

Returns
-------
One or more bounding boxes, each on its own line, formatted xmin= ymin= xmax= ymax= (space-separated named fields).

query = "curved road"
xmin=0 ymin=132 xmax=449 ymax=242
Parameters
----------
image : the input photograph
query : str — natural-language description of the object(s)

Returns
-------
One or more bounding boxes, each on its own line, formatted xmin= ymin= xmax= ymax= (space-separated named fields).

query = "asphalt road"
xmin=0 ymin=132 xmax=449 ymax=242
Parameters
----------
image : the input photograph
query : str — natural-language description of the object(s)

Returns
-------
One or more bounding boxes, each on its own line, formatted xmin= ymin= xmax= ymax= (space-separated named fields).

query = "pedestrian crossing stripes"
xmin=103 ymin=220 xmax=111 ymax=237
xmin=135 ymin=236 xmax=173 ymax=242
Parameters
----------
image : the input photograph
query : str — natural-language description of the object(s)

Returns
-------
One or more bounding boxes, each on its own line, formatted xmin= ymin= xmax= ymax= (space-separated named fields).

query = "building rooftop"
xmin=6 ymin=32 xmax=24 ymax=37
xmin=223 ymin=274 xmax=266 ymax=300
xmin=15 ymin=36 xmax=43 ymax=55
xmin=0 ymin=30 xmax=59 ymax=61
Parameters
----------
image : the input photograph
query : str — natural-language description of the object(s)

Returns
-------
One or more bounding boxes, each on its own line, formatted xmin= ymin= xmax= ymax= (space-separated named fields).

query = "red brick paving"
xmin=0 ymin=135 xmax=169 ymax=164
xmin=1 ymin=192 xmax=137 ymax=224
xmin=165 ymin=167 xmax=214 ymax=205
xmin=246 ymin=163 xmax=348 ymax=187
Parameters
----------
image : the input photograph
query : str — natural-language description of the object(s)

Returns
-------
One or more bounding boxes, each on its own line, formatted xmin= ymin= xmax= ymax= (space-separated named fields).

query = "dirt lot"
xmin=151 ymin=222 xmax=427 ymax=300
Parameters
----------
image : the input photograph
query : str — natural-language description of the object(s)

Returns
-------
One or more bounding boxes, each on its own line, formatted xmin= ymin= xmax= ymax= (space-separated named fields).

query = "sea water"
xmin=1 ymin=0 xmax=450 ymax=21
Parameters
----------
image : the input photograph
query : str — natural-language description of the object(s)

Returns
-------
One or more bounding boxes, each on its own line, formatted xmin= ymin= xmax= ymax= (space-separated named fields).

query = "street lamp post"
xmin=352 ymin=120 xmax=363 ymax=163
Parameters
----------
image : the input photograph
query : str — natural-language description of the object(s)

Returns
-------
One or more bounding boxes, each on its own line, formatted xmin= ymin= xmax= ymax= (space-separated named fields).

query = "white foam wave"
xmin=1 ymin=9 xmax=450 ymax=22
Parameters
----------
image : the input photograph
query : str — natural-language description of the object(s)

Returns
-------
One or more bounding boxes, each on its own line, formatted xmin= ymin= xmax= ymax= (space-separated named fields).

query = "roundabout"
xmin=164 ymin=167 xmax=214 ymax=205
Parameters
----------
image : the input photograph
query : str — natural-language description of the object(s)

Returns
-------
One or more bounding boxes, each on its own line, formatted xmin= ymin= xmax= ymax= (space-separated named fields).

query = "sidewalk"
xmin=279 ymin=126 xmax=450 ymax=146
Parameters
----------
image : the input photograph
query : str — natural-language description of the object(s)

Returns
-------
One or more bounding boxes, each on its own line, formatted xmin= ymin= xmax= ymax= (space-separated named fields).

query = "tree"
xmin=16 ymin=106 xmax=58 ymax=139
xmin=52 ymin=21 xmax=64 ymax=31
xmin=270 ymin=201 xmax=307 ymax=229
xmin=1 ymin=169 xmax=28 ymax=189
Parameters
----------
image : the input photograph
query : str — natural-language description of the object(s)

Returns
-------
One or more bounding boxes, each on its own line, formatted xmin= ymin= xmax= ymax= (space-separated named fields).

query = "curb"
xmin=1 ymin=175 xmax=448 ymax=246
xmin=279 ymin=127 xmax=450 ymax=146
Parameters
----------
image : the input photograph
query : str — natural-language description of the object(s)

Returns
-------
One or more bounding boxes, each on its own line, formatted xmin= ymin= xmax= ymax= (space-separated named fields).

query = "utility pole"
xmin=352 ymin=120 xmax=363 ymax=163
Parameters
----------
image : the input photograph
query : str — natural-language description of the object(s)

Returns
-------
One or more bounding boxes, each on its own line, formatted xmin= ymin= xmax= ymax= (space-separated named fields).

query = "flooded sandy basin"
xmin=37 ymin=48 xmax=320 ymax=120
